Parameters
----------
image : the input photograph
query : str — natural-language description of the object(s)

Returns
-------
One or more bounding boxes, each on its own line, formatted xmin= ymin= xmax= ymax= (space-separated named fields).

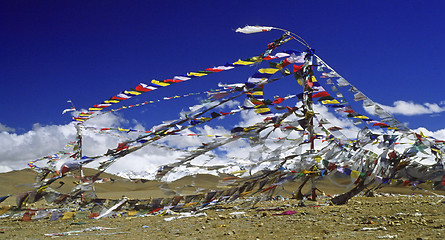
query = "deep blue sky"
xmin=1 ymin=0 xmax=444 ymax=134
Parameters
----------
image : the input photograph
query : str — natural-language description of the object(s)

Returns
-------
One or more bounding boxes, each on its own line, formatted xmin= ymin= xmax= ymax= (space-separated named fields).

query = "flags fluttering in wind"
xmin=235 ymin=25 xmax=274 ymax=34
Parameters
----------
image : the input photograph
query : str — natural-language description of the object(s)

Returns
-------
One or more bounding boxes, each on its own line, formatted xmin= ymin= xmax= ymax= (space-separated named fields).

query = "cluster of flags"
xmin=71 ymin=52 xmax=290 ymax=123
xmin=22 ymin=28 xmax=445 ymax=211
xmin=315 ymin=56 xmax=409 ymax=131
xmin=243 ymin=50 xmax=304 ymax=115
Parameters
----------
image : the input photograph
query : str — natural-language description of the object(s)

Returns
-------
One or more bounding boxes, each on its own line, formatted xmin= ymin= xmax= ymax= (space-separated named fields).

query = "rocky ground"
xmin=1 ymin=193 xmax=445 ymax=239
xmin=1 ymin=169 xmax=445 ymax=239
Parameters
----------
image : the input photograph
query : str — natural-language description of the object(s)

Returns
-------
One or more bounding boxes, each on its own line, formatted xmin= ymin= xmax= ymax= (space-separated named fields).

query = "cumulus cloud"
xmin=374 ymin=100 xmax=445 ymax=116
xmin=107 ymin=145 xmax=185 ymax=178
xmin=218 ymin=99 xmax=241 ymax=110
xmin=0 ymin=106 xmax=248 ymax=177
xmin=238 ymin=110 xmax=265 ymax=127
xmin=0 ymin=123 xmax=15 ymax=133
xmin=0 ymin=123 xmax=77 ymax=172
xmin=0 ymin=112 xmax=138 ymax=173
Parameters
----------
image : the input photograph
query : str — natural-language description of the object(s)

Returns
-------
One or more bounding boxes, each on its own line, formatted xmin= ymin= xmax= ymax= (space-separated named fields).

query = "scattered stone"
xmin=377 ymin=234 xmax=397 ymax=239
xmin=356 ymin=226 xmax=387 ymax=231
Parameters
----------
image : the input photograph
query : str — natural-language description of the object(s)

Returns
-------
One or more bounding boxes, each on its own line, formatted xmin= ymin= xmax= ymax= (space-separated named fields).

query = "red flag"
xmin=293 ymin=64 xmax=303 ymax=72
xmin=312 ymin=91 xmax=330 ymax=98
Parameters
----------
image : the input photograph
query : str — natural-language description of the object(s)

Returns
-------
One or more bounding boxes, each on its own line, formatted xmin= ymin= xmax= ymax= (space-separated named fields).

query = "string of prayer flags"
xmin=83 ymin=88 xmax=228 ymax=122
xmin=315 ymin=55 xmax=411 ymax=131
xmin=74 ymin=50 xmax=293 ymax=123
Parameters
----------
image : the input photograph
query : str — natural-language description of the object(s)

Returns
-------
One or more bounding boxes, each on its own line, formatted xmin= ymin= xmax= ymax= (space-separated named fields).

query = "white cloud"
xmin=0 ymin=123 xmax=15 ymax=133
xmin=107 ymin=146 xmax=185 ymax=177
xmin=83 ymin=111 xmax=129 ymax=128
xmin=0 ymin=112 xmax=137 ymax=173
xmin=238 ymin=110 xmax=265 ymax=127
xmin=0 ymin=123 xmax=76 ymax=171
xmin=376 ymin=100 xmax=445 ymax=116
xmin=196 ymin=125 xmax=230 ymax=136
xmin=0 ymin=108 xmax=248 ymax=178
xmin=218 ymin=99 xmax=241 ymax=110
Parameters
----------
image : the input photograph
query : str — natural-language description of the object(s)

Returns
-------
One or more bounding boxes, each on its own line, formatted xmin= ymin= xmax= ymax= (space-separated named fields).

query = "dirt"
xmin=1 ymin=194 xmax=445 ymax=239
xmin=1 ymin=169 xmax=445 ymax=239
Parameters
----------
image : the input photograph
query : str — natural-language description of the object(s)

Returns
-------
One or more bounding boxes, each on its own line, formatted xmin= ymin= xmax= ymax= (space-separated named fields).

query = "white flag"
xmin=62 ymin=108 xmax=75 ymax=114
xmin=235 ymin=25 xmax=274 ymax=34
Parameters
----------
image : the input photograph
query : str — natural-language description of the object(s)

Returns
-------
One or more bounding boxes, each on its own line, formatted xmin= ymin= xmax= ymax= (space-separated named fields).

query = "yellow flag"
xmin=200 ymin=117 xmax=212 ymax=121
xmin=258 ymin=68 xmax=280 ymax=74
xmin=231 ymin=170 xmax=248 ymax=175
xmin=321 ymin=99 xmax=340 ymax=104
xmin=88 ymin=107 xmax=102 ymax=111
xmin=62 ymin=212 xmax=76 ymax=220
xmin=353 ymin=115 xmax=369 ymax=119
xmin=297 ymin=77 xmax=303 ymax=85
xmin=251 ymin=91 xmax=263 ymax=95
xmin=233 ymin=59 xmax=254 ymax=65
xmin=243 ymin=126 xmax=258 ymax=131
xmin=187 ymin=72 xmax=207 ymax=77
xmin=351 ymin=170 xmax=360 ymax=179
xmin=152 ymin=80 xmax=170 ymax=86
xmin=254 ymin=107 xmax=271 ymax=114
xmin=127 ymin=210 xmax=138 ymax=216
xmin=124 ymin=90 xmax=142 ymax=95
xmin=311 ymin=76 xmax=318 ymax=82
xmin=431 ymin=148 xmax=441 ymax=153
xmin=104 ymin=99 xmax=120 ymax=103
